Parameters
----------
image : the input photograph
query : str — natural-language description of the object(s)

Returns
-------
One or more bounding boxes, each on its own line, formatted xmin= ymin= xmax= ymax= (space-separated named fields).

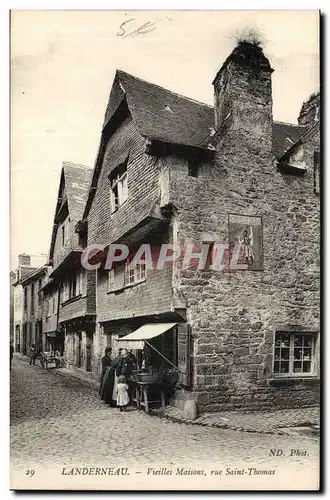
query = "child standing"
xmin=116 ymin=375 xmax=130 ymax=411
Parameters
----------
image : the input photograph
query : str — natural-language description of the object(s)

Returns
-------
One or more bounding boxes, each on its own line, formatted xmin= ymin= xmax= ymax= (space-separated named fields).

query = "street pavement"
xmin=10 ymin=355 xmax=320 ymax=490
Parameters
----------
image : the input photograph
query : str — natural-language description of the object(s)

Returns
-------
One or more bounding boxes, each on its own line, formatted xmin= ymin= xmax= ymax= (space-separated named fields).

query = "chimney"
xmin=18 ymin=253 xmax=31 ymax=267
xmin=212 ymin=41 xmax=274 ymax=156
xmin=298 ymin=92 xmax=320 ymax=126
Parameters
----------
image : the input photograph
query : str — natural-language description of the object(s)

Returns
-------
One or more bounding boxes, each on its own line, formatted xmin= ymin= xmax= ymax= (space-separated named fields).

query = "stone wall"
xmin=167 ymin=45 xmax=320 ymax=412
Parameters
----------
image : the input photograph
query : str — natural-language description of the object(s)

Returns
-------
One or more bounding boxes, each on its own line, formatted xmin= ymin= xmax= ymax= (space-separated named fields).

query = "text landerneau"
xmin=61 ymin=467 xmax=129 ymax=476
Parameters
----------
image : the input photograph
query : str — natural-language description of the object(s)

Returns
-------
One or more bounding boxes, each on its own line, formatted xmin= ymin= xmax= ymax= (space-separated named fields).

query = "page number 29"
xmin=25 ymin=470 xmax=35 ymax=477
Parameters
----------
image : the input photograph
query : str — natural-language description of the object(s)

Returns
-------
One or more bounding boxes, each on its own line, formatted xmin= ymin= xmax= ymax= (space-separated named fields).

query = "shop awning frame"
xmin=116 ymin=322 xmax=184 ymax=373
xmin=116 ymin=323 xmax=177 ymax=350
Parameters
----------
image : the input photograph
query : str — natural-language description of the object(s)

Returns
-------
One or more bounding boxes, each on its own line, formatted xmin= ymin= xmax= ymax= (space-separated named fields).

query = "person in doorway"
xmin=116 ymin=375 xmax=130 ymax=412
xmin=10 ymin=341 xmax=14 ymax=371
xmin=29 ymin=344 xmax=36 ymax=366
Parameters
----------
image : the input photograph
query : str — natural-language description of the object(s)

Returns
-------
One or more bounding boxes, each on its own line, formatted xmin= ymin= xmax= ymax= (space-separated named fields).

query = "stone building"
xmin=21 ymin=265 xmax=49 ymax=353
xmin=80 ymin=40 xmax=319 ymax=412
xmin=40 ymin=161 xmax=95 ymax=370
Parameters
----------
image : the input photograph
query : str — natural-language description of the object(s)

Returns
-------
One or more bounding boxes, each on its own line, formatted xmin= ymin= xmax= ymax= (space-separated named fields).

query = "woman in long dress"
xmin=99 ymin=347 xmax=117 ymax=405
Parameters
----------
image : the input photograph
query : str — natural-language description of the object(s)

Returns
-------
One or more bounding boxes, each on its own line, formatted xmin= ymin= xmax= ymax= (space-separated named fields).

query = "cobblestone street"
xmin=10 ymin=356 xmax=320 ymax=490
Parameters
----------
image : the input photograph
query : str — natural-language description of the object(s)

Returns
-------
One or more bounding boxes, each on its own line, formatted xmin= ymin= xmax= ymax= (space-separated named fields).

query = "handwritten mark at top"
xmin=117 ymin=18 xmax=157 ymax=39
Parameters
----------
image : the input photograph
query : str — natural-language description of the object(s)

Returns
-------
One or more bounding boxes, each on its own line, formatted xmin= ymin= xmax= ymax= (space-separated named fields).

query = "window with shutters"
xmin=109 ymin=159 xmax=128 ymax=213
xmin=273 ymin=332 xmax=316 ymax=376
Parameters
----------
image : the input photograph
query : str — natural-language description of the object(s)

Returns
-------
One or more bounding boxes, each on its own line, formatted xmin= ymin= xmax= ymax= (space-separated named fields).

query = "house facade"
xmin=21 ymin=265 xmax=49 ymax=353
xmin=81 ymin=41 xmax=319 ymax=411
xmin=11 ymin=254 xmax=38 ymax=354
xmin=40 ymin=161 xmax=96 ymax=371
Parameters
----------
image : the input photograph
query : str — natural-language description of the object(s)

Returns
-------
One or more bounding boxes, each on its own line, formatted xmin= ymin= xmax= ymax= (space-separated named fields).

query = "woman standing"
xmin=99 ymin=347 xmax=115 ymax=404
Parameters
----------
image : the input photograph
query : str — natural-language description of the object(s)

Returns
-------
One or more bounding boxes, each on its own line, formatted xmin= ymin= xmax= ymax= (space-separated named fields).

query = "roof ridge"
xmin=116 ymin=69 xmax=213 ymax=110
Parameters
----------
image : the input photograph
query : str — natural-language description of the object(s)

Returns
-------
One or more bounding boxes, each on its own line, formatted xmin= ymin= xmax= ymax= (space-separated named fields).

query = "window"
xmin=273 ymin=332 xmax=315 ymax=376
xmin=124 ymin=261 xmax=146 ymax=286
xmin=62 ymin=283 xmax=68 ymax=303
xmin=188 ymin=157 xmax=199 ymax=178
xmin=31 ymin=284 xmax=34 ymax=313
xmin=108 ymin=269 xmax=115 ymax=292
xmin=69 ymin=278 xmax=77 ymax=299
xmin=38 ymin=279 xmax=42 ymax=304
xmin=52 ymin=296 xmax=56 ymax=314
xmin=314 ymin=151 xmax=320 ymax=194
xmin=61 ymin=225 xmax=65 ymax=247
xmin=76 ymin=271 xmax=82 ymax=296
xmin=24 ymin=288 xmax=28 ymax=311
xmin=109 ymin=160 xmax=128 ymax=213
xmin=64 ymin=217 xmax=71 ymax=242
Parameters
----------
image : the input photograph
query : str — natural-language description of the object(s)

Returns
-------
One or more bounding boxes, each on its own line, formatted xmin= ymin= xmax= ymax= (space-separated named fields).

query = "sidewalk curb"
xmin=150 ymin=409 xmax=289 ymax=435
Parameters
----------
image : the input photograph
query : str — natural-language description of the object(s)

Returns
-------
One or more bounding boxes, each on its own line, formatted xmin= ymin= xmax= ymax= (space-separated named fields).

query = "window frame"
xmin=24 ymin=287 xmax=28 ymax=311
xmin=124 ymin=261 xmax=146 ymax=287
xmin=30 ymin=283 xmax=35 ymax=313
xmin=108 ymin=269 xmax=115 ymax=292
xmin=61 ymin=225 xmax=65 ymax=247
xmin=109 ymin=160 xmax=128 ymax=214
xmin=273 ymin=331 xmax=316 ymax=378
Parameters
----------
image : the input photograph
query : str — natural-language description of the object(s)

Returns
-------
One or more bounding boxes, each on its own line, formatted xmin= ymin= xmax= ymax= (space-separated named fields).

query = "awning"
xmin=116 ymin=323 xmax=177 ymax=350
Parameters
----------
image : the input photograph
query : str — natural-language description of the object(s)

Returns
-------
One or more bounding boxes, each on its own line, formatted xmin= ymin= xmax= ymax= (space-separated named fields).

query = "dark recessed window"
xmin=188 ymin=158 xmax=199 ymax=178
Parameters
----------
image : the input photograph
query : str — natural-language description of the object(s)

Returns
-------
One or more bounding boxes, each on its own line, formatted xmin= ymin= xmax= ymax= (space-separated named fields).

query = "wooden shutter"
xmin=177 ymin=324 xmax=192 ymax=387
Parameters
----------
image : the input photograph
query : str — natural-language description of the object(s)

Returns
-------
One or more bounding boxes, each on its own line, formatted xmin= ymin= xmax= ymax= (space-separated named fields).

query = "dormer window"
xmin=109 ymin=160 xmax=128 ymax=213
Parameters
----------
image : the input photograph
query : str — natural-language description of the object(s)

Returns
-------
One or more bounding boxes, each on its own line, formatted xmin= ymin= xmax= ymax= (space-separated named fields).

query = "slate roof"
xmin=272 ymin=122 xmax=308 ymax=159
xmin=105 ymin=70 xmax=214 ymax=150
xmin=105 ymin=70 xmax=308 ymax=158
xmin=62 ymin=161 xmax=93 ymax=223
xmin=48 ymin=162 xmax=93 ymax=264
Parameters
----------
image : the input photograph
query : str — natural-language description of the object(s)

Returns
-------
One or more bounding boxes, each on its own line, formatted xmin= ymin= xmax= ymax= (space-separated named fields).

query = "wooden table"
xmin=132 ymin=381 xmax=165 ymax=413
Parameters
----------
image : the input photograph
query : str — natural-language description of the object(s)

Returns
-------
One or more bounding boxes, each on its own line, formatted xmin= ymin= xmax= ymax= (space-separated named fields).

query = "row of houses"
xmin=11 ymin=40 xmax=320 ymax=412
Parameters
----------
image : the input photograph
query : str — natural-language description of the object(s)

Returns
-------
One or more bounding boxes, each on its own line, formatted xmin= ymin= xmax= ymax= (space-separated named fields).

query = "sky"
xmin=10 ymin=10 xmax=320 ymax=270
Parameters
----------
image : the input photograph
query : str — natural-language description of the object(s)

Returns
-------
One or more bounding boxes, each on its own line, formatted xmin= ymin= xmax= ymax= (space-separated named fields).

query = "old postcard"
xmin=10 ymin=10 xmax=320 ymax=491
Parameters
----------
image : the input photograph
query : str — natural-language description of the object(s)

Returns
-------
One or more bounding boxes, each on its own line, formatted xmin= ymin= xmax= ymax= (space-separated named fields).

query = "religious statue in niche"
xmin=228 ymin=214 xmax=263 ymax=270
